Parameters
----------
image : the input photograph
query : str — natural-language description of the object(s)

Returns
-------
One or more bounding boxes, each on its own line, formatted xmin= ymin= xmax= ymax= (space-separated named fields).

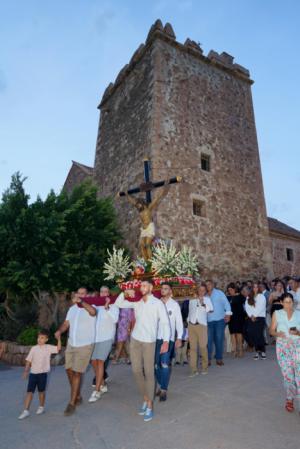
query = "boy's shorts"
xmin=65 ymin=344 xmax=93 ymax=373
xmin=27 ymin=373 xmax=48 ymax=393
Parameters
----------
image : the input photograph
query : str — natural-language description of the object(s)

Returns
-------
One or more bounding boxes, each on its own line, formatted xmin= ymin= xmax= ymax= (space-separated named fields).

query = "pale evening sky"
xmin=0 ymin=0 xmax=299 ymax=229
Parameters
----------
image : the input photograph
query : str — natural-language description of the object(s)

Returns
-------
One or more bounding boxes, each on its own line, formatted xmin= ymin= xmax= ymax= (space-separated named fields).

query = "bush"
xmin=17 ymin=327 xmax=39 ymax=346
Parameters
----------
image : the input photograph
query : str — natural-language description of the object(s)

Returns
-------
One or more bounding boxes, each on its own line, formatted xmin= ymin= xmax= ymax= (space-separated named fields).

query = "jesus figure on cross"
xmin=118 ymin=159 xmax=182 ymax=261
xmin=123 ymin=181 xmax=171 ymax=261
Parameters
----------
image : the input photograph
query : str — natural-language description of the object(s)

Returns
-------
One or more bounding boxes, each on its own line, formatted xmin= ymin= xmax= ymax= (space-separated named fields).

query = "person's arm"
xmin=105 ymin=304 xmax=119 ymax=324
xmin=76 ymin=297 xmax=97 ymax=317
xmin=269 ymin=312 xmax=286 ymax=338
xmin=115 ymin=292 xmax=137 ymax=309
xmin=23 ymin=360 xmax=31 ymax=379
xmin=222 ymin=292 xmax=232 ymax=322
xmin=204 ymin=296 xmax=214 ymax=313
xmin=124 ymin=191 xmax=139 ymax=208
xmin=175 ymin=304 xmax=184 ymax=348
xmin=148 ymin=181 xmax=170 ymax=212
xmin=158 ymin=302 xmax=170 ymax=353
xmin=55 ymin=320 xmax=69 ymax=339
xmin=244 ymin=300 xmax=253 ymax=318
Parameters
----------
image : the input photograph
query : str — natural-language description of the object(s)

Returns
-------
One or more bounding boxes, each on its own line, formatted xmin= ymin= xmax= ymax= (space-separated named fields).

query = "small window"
xmin=201 ymin=154 xmax=210 ymax=172
xmin=286 ymin=248 xmax=294 ymax=262
xmin=193 ymin=199 xmax=206 ymax=217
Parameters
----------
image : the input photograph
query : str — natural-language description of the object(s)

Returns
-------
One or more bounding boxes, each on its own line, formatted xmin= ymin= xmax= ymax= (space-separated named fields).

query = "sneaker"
xmin=201 ymin=370 xmax=208 ymax=375
xmin=189 ymin=371 xmax=199 ymax=378
xmin=100 ymin=384 xmax=108 ymax=394
xmin=138 ymin=401 xmax=147 ymax=416
xmin=260 ymin=352 xmax=267 ymax=360
xmin=253 ymin=353 xmax=259 ymax=360
xmin=18 ymin=410 xmax=30 ymax=420
xmin=88 ymin=391 xmax=102 ymax=403
xmin=144 ymin=408 xmax=154 ymax=422
xmin=64 ymin=403 xmax=76 ymax=416
xmin=92 ymin=376 xmax=96 ymax=387
xmin=36 ymin=406 xmax=44 ymax=415
xmin=159 ymin=392 xmax=167 ymax=402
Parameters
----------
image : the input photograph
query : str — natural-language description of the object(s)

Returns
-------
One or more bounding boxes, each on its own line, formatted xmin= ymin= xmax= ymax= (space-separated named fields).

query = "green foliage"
xmin=0 ymin=173 xmax=122 ymax=298
xmin=17 ymin=326 xmax=40 ymax=346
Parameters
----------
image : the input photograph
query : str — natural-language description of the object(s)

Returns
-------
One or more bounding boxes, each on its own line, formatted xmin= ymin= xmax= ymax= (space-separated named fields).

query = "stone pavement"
xmin=0 ymin=349 xmax=299 ymax=449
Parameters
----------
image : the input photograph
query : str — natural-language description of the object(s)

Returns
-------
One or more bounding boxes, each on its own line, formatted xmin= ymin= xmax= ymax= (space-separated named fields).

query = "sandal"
xmin=285 ymin=399 xmax=294 ymax=413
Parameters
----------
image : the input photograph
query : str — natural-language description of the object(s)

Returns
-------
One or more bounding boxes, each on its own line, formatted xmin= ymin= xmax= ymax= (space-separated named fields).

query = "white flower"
xmin=176 ymin=245 xmax=199 ymax=276
xmin=150 ymin=241 xmax=179 ymax=276
xmin=103 ymin=246 xmax=132 ymax=281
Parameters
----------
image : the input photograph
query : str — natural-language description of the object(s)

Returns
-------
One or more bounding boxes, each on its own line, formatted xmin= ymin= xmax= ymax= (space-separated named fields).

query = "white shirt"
xmin=66 ymin=305 xmax=96 ymax=347
xmin=157 ymin=297 xmax=184 ymax=341
xmin=95 ymin=305 xmax=119 ymax=343
xmin=245 ymin=294 xmax=266 ymax=318
xmin=188 ymin=296 xmax=214 ymax=326
xmin=115 ymin=293 xmax=170 ymax=343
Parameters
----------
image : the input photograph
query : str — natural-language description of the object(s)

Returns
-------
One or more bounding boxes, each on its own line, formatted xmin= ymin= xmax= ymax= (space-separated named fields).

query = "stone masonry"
xmin=93 ymin=20 xmax=274 ymax=284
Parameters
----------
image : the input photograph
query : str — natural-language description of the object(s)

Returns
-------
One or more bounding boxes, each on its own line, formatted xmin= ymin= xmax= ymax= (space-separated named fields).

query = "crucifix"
xmin=118 ymin=158 xmax=182 ymax=261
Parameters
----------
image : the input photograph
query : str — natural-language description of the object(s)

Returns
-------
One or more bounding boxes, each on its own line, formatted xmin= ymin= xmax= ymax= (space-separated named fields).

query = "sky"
xmin=0 ymin=0 xmax=299 ymax=229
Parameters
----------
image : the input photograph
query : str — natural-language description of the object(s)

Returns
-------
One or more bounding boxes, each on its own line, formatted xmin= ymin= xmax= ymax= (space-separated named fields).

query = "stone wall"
xmin=94 ymin=44 xmax=155 ymax=251
xmin=93 ymin=20 xmax=274 ymax=285
xmin=63 ymin=163 xmax=93 ymax=194
xmin=271 ymin=234 xmax=300 ymax=277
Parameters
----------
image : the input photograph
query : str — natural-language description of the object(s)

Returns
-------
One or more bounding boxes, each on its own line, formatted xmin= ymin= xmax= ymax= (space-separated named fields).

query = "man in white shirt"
xmin=55 ymin=287 xmax=96 ymax=416
xmin=188 ymin=282 xmax=213 ymax=376
xmin=155 ymin=282 xmax=183 ymax=402
xmin=115 ymin=280 xmax=170 ymax=422
xmin=88 ymin=287 xmax=119 ymax=403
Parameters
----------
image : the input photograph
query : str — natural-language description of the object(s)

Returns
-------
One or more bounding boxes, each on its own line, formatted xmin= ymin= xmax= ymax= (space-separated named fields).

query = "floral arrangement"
xmin=175 ymin=245 xmax=199 ymax=276
xmin=150 ymin=241 xmax=179 ymax=276
xmin=103 ymin=246 xmax=133 ymax=281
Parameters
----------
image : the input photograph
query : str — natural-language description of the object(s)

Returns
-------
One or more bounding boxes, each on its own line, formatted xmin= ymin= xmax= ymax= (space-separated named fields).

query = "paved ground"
xmin=0 ymin=349 xmax=299 ymax=449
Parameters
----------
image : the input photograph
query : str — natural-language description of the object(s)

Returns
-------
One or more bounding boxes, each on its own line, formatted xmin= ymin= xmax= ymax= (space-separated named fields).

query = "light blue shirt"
xmin=275 ymin=309 xmax=300 ymax=339
xmin=207 ymin=288 xmax=232 ymax=322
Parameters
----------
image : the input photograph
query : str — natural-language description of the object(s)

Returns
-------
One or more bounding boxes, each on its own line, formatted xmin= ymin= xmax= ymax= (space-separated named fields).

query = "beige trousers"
xmin=175 ymin=341 xmax=188 ymax=364
xmin=130 ymin=338 xmax=156 ymax=400
xmin=188 ymin=323 xmax=208 ymax=372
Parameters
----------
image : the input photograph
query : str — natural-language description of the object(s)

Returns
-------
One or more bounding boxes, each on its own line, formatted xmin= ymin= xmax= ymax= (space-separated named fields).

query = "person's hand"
xmin=289 ymin=329 xmax=299 ymax=336
xmin=54 ymin=330 xmax=61 ymax=340
xmin=175 ymin=339 xmax=182 ymax=349
xmin=224 ymin=315 xmax=231 ymax=323
xmin=22 ymin=371 xmax=29 ymax=380
xmin=277 ymin=331 xmax=286 ymax=338
xmin=251 ymin=316 xmax=256 ymax=322
xmin=124 ymin=289 xmax=135 ymax=298
xmin=104 ymin=297 xmax=110 ymax=310
xmin=160 ymin=341 xmax=169 ymax=354
xmin=72 ymin=293 xmax=81 ymax=304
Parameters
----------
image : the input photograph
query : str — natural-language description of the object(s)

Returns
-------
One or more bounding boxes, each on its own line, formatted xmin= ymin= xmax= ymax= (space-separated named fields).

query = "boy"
xmin=18 ymin=329 xmax=61 ymax=419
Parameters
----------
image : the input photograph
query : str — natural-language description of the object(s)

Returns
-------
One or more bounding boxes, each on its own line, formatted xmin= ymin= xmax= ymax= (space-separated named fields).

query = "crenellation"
xmin=163 ymin=22 xmax=176 ymax=39
xmin=99 ymin=20 xmax=252 ymax=109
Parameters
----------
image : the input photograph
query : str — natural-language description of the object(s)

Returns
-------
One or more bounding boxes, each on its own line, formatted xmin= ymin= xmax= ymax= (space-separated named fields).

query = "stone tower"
xmin=94 ymin=20 xmax=273 ymax=283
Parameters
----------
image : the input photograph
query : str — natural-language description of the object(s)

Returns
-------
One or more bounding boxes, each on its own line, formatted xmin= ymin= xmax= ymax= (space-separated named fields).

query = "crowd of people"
xmin=18 ymin=275 xmax=300 ymax=422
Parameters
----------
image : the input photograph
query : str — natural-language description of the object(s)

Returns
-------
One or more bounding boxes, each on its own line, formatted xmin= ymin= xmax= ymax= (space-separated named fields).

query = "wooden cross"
xmin=118 ymin=158 xmax=181 ymax=203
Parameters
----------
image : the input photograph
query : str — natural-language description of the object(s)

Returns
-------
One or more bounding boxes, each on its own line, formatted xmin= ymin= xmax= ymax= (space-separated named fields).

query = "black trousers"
xmin=247 ymin=317 xmax=266 ymax=352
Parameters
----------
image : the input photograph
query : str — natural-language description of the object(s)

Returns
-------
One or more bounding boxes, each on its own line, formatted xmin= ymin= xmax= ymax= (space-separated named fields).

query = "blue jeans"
xmin=154 ymin=339 xmax=175 ymax=391
xmin=207 ymin=319 xmax=225 ymax=361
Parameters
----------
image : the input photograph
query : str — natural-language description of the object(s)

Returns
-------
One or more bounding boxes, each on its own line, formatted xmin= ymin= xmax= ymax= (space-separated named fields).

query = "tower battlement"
xmin=99 ymin=19 xmax=251 ymax=109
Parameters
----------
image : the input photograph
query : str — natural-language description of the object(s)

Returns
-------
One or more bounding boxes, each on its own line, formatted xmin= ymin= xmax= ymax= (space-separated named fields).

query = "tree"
xmin=0 ymin=174 xmax=122 ymax=329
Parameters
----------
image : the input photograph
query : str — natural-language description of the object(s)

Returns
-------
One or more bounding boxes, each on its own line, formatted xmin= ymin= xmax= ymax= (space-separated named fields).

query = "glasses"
xmin=283 ymin=301 xmax=293 ymax=305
